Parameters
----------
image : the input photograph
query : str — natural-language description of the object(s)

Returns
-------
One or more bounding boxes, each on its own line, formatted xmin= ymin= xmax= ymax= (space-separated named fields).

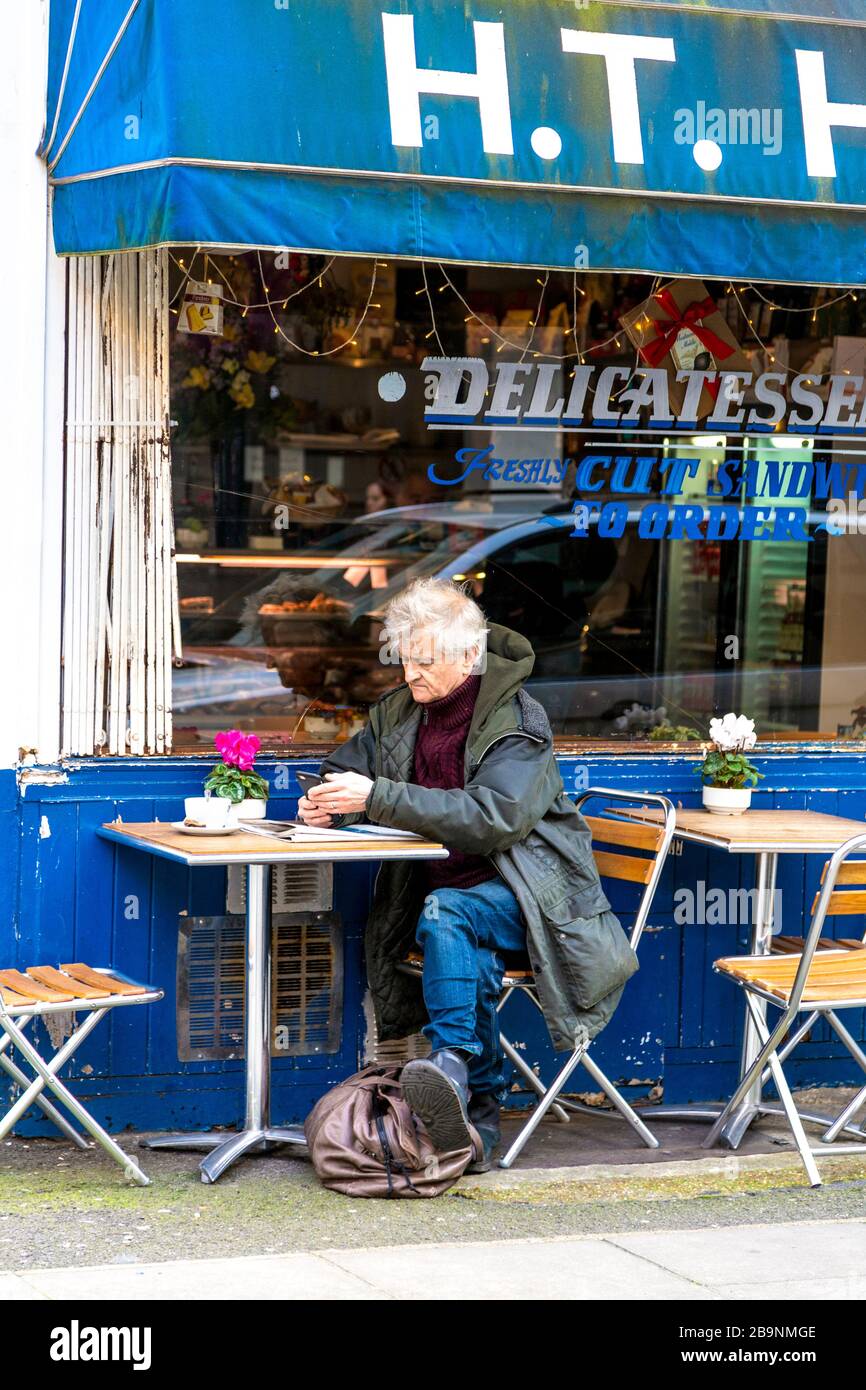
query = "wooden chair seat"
xmin=402 ymin=949 xmax=534 ymax=983
xmin=0 ymin=964 xmax=147 ymax=1010
xmin=716 ymin=949 xmax=866 ymax=1004
xmin=772 ymin=935 xmax=865 ymax=955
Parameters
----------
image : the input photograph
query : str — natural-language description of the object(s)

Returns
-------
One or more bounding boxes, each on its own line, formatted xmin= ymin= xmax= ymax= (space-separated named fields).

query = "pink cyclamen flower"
xmin=235 ymin=734 xmax=261 ymax=771
xmin=215 ymin=729 xmax=245 ymax=767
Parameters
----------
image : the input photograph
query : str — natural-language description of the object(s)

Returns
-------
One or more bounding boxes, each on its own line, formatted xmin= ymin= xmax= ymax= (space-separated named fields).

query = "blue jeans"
xmin=415 ymin=878 xmax=527 ymax=1101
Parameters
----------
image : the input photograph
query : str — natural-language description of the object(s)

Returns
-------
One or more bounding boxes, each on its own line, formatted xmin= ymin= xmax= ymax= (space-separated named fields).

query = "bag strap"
xmin=371 ymin=1088 xmax=419 ymax=1198
xmin=355 ymin=1064 xmax=403 ymax=1090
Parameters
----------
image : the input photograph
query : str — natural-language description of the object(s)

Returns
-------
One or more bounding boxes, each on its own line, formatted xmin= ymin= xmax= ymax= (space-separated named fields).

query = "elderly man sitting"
xmin=299 ymin=577 xmax=635 ymax=1170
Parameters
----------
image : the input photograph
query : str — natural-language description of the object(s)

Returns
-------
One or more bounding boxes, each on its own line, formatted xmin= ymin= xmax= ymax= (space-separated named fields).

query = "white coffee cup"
xmin=184 ymin=796 xmax=232 ymax=828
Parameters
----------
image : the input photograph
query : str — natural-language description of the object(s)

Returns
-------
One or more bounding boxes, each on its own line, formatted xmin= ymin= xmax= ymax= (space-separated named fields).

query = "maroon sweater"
xmin=412 ymin=673 xmax=496 ymax=892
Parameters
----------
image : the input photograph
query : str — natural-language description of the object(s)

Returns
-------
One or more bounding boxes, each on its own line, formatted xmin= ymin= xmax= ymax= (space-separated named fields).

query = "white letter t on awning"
xmin=561 ymin=29 xmax=676 ymax=165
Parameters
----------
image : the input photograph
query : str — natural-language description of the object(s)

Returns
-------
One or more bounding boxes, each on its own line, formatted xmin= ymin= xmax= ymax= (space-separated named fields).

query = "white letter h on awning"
xmin=796 ymin=48 xmax=866 ymax=178
xmin=381 ymin=12 xmax=513 ymax=155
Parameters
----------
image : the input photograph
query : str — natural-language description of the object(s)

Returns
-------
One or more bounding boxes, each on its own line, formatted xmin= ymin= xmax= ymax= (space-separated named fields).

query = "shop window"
xmin=167 ymin=251 xmax=866 ymax=747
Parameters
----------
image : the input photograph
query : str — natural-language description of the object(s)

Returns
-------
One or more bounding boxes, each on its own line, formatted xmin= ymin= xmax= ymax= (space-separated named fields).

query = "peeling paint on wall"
xmin=18 ymin=768 xmax=70 ymax=793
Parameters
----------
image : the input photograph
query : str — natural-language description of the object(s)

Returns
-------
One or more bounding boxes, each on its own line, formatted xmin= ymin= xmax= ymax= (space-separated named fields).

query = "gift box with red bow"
xmin=619 ymin=279 xmax=749 ymax=421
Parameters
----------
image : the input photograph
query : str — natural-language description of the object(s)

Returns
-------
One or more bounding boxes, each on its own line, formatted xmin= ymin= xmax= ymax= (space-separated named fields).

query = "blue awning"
xmin=44 ymin=0 xmax=866 ymax=285
xmin=636 ymin=0 xmax=866 ymax=17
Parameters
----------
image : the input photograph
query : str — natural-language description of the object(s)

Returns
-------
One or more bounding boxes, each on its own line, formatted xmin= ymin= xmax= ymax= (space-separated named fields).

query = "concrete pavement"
xmin=2 ymin=1218 xmax=865 ymax=1300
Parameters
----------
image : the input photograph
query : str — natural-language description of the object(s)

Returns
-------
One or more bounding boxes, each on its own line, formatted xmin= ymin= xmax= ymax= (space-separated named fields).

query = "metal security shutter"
xmin=177 ymin=913 xmax=343 ymax=1061
xmin=178 ymin=916 xmax=245 ymax=1059
xmin=62 ymin=250 xmax=180 ymax=754
xmin=271 ymin=913 xmax=342 ymax=1056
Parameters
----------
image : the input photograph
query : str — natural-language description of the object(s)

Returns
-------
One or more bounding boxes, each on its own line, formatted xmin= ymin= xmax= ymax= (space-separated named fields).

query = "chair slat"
xmin=721 ymin=954 xmax=866 ymax=979
xmin=773 ymin=935 xmax=864 ymax=954
xmin=760 ymin=981 xmax=866 ymax=1003
xmin=588 ymin=814 xmax=663 ymax=852
xmin=800 ymin=980 xmax=866 ymax=999
xmin=0 ymin=985 xmax=33 ymax=1008
xmin=764 ymin=961 xmax=866 ymax=983
xmin=811 ymin=889 xmax=866 ymax=916
xmin=28 ymin=966 xmax=111 ymax=1000
xmin=819 ymin=860 xmax=866 ymax=887
xmin=593 ymin=849 xmax=654 ymax=885
xmin=60 ymin=964 xmax=147 ymax=996
xmin=0 ymin=969 xmax=75 ymax=1004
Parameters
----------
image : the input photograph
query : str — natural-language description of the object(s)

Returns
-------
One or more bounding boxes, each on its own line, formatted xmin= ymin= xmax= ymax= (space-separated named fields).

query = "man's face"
xmin=401 ymin=632 xmax=477 ymax=703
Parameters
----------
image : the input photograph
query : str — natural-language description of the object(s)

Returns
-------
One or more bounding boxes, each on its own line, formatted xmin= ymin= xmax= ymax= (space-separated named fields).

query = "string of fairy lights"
xmin=167 ymin=245 xmax=866 ymax=380
xmin=169 ymin=246 xmax=641 ymax=366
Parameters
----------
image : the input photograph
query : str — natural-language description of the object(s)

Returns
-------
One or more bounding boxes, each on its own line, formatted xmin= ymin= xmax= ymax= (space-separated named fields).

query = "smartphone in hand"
xmin=296 ymin=771 xmax=325 ymax=798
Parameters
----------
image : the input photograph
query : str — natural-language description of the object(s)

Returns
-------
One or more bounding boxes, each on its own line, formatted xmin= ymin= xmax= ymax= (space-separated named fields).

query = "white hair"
xmin=382 ymin=577 xmax=488 ymax=662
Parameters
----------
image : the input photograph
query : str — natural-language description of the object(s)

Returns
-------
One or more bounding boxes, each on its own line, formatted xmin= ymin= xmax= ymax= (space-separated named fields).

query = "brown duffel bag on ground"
xmin=303 ymin=1063 xmax=480 ymax=1198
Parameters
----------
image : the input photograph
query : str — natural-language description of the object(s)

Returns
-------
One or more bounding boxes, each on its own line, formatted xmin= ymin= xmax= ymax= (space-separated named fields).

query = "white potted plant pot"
xmin=697 ymin=714 xmax=762 ymax=816
xmin=702 ymin=784 xmax=752 ymax=816
xmin=231 ymin=797 xmax=268 ymax=823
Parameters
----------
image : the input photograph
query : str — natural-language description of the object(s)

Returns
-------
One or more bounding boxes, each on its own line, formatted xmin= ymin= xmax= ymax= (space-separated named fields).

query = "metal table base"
xmin=142 ymin=1127 xmax=308 ymax=1183
xmin=635 ymin=1100 xmax=866 ymax=1143
xmin=640 ymin=851 xmax=780 ymax=1146
xmin=140 ymin=864 xmax=309 ymax=1183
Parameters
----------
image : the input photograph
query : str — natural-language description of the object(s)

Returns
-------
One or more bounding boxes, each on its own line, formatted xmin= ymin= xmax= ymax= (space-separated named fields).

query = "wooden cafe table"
xmin=98 ymin=820 xmax=447 ymax=1183
xmin=613 ymin=807 xmax=866 ymax=1148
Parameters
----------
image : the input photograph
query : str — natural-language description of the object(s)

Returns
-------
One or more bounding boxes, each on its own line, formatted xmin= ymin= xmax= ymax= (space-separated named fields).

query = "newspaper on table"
xmin=238 ymin=819 xmax=425 ymax=843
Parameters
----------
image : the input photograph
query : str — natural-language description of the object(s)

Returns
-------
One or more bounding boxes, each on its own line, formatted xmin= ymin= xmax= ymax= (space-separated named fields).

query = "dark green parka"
xmin=321 ymin=624 xmax=637 ymax=1051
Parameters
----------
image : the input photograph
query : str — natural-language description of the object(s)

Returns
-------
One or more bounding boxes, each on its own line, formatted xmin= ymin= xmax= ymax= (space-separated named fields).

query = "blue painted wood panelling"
xmin=3 ymin=747 xmax=866 ymax=1134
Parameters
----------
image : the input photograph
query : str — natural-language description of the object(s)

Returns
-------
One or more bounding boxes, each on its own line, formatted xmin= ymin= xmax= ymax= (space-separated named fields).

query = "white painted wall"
xmin=0 ymin=1 xmax=64 ymax=767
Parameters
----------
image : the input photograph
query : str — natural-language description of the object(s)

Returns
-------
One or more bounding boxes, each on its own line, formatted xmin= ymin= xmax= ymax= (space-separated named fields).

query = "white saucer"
xmin=172 ymin=820 xmax=242 ymax=837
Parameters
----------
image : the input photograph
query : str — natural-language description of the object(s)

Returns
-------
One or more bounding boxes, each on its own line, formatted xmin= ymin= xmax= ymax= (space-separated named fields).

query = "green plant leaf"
xmin=698 ymin=747 xmax=763 ymax=788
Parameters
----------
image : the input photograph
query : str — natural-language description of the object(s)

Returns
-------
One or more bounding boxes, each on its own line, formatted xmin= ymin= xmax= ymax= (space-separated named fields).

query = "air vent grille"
xmin=177 ymin=913 xmax=342 ymax=1061
xmin=362 ymin=990 xmax=430 ymax=1066
xmin=272 ymin=914 xmax=342 ymax=1056
xmin=226 ymin=862 xmax=333 ymax=915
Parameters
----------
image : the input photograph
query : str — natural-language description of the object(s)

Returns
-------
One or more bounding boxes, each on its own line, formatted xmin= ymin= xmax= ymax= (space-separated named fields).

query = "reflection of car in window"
xmin=173 ymin=496 xmax=838 ymax=741
xmin=177 ymin=499 xmax=627 ymax=734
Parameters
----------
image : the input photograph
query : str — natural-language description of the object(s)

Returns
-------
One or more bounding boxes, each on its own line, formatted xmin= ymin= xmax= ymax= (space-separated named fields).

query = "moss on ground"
xmin=459 ymin=1155 xmax=866 ymax=1204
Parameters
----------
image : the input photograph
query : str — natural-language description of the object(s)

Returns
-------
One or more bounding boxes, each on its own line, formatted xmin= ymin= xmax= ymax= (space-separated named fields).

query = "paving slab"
xmin=608 ymin=1218 xmax=866 ymax=1289
xmin=21 ymin=1251 xmax=390 ymax=1301
xmin=8 ymin=1238 xmax=715 ymax=1302
xmin=296 ymin=1236 xmax=714 ymax=1300
xmin=5 ymin=1221 xmax=866 ymax=1300
xmin=0 ymin=1272 xmax=48 ymax=1300
xmin=716 ymin=1277 xmax=866 ymax=1300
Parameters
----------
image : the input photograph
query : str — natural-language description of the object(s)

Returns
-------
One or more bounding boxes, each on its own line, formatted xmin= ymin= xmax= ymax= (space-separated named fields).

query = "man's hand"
xmin=308 ymin=771 xmax=375 ymax=815
xmin=297 ymin=794 xmax=334 ymax=827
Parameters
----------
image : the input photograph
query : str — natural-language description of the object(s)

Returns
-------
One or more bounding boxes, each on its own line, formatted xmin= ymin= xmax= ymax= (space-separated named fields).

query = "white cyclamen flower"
xmin=709 ymin=712 xmax=757 ymax=751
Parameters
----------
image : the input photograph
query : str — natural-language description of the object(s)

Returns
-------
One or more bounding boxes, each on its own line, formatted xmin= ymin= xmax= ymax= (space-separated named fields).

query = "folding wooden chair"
xmin=495 ymin=789 xmax=676 ymax=1168
xmin=760 ymin=876 xmax=866 ymax=1124
xmin=0 ymin=963 xmax=163 ymax=1186
xmin=399 ymin=788 xmax=676 ymax=1169
xmin=704 ymin=831 xmax=866 ymax=1186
